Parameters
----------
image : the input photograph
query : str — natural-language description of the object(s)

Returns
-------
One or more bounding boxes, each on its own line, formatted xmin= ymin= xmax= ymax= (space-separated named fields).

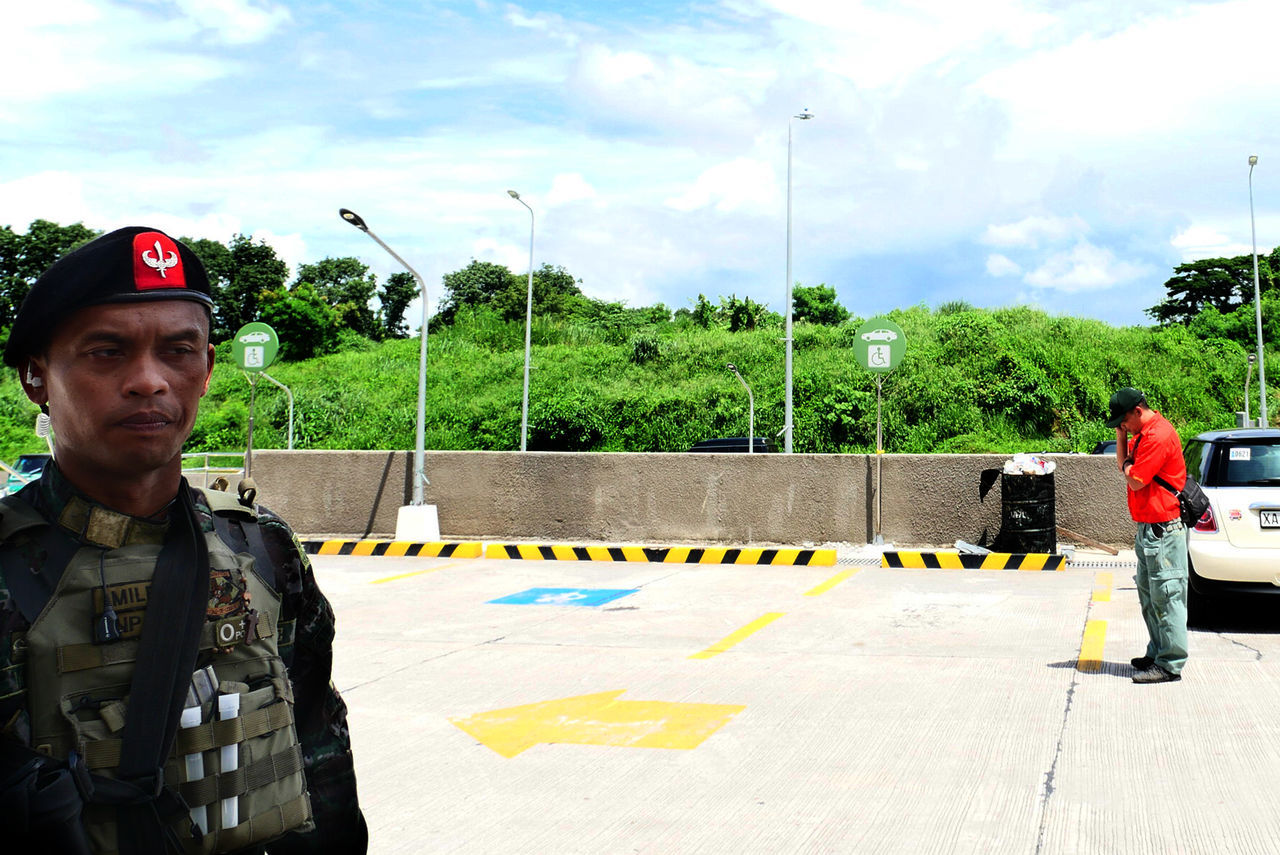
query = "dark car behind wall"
xmin=688 ymin=437 xmax=779 ymax=454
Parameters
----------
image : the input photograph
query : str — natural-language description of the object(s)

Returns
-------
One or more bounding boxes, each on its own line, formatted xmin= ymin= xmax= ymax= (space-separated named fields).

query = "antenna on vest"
xmin=93 ymin=552 xmax=122 ymax=645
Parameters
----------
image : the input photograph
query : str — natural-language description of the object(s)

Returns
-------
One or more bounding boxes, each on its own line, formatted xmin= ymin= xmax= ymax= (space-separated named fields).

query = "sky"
xmin=3 ymin=0 xmax=1279 ymax=328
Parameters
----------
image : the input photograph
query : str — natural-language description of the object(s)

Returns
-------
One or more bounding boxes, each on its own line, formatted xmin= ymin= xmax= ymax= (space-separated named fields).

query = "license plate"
xmin=1262 ymin=511 xmax=1280 ymax=528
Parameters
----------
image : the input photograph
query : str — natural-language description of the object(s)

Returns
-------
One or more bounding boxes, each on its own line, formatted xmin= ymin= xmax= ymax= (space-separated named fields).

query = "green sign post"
xmin=232 ymin=323 xmax=281 ymax=477
xmin=855 ymin=317 xmax=907 ymax=544
xmin=854 ymin=317 xmax=906 ymax=373
xmin=232 ymin=322 xmax=279 ymax=373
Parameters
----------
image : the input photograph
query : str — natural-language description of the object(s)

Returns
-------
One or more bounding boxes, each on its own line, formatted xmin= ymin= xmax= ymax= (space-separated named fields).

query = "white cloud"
xmin=174 ymin=0 xmax=291 ymax=44
xmin=0 ymin=172 xmax=94 ymax=229
xmin=973 ymin=0 xmax=1280 ymax=142
xmin=546 ymin=173 xmax=597 ymax=205
xmin=1170 ymin=225 xmax=1254 ymax=262
xmin=981 ymin=215 xmax=1088 ymax=248
xmin=985 ymin=253 xmax=1021 ymax=277
xmin=664 ymin=158 xmax=776 ymax=213
xmin=1023 ymin=242 xmax=1150 ymax=292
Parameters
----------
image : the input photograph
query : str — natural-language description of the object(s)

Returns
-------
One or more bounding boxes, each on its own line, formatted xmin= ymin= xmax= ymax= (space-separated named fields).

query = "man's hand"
xmin=1115 ymin=426 xmax=1128 ymax=472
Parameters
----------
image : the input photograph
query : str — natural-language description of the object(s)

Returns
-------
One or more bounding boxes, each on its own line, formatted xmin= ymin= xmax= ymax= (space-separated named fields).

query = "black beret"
xmin=4 ymin=226 xmax=214 ymax=367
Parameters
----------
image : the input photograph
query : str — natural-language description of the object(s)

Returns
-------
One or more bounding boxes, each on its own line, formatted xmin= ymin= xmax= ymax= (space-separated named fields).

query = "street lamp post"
xmin=508 ymin=190 xmax=535 ymax=451
xmin=784 ymin=108 xmax=813 ymax=454
xmin=727 ymin=363 xmax=755 ymax=454
xmin=339 ymin=208 xmax=437 ymax=538
xmin=1249 ymin=155 xmax=1268 ymax=426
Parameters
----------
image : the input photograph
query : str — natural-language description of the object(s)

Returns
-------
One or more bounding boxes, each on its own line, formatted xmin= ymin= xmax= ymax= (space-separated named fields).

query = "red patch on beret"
xmin=132 ymin=232 xmax=187 ymax=290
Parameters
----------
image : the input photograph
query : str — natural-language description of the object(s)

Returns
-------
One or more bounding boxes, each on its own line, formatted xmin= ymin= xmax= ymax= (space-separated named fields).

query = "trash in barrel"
xmin=996 ymin=454 xmax=1056 ymax=554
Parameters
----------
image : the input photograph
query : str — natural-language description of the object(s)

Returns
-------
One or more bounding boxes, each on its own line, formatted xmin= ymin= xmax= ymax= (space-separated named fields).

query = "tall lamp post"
xmin=784 ymin=108 xmax=814 ymax=454
xmin=508 ymin=190 xmax=536 ymax=451
xmin=727 ymin=363 xmax=755 ymax=454
xmin=339 ymin=208 xmax=438 ymax=539
xmin=1249 ymin=155 xmax=1268 ymax=426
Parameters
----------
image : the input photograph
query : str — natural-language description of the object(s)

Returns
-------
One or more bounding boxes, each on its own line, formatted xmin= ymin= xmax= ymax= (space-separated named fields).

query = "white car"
xmin=861 ymin=329 xmax=897 ymax=342
xmin=239 ymin=331 xmax=271 ymax=343
xmin=1184 ymin=428 xmax=1280 ymax=600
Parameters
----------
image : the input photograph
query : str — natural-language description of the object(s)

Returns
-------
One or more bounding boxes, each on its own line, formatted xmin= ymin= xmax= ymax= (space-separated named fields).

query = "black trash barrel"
xmin=999 ymin=472 xmax=1056 ymax=553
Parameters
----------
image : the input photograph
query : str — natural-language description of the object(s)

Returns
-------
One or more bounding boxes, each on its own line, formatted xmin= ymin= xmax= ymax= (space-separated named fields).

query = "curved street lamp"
xmin=508 ymin=190 xmax=536 ymax=451
xmin=784 ymin=108 xmax=814 ymax=454
xmin=1248 ymin=156 xmax=1268 ymax=426
xmin=727 ymin=363 xmax=755 ymax=454
xmin=339 ymin=208 xmax=430 ymax=506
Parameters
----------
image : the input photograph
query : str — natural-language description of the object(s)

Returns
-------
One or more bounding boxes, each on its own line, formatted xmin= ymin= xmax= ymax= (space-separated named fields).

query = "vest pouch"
xmin=168 ymin=661 xmax=313 ymax=852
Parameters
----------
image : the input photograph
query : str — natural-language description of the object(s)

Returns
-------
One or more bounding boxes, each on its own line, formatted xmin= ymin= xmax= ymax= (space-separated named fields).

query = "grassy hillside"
xmin=0 ymin=304 xmax=1263 ymax=461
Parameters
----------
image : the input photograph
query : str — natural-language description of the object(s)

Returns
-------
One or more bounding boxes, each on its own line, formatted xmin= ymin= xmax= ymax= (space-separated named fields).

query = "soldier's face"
xmin=25 ymin=300 xmax=215 ymax=487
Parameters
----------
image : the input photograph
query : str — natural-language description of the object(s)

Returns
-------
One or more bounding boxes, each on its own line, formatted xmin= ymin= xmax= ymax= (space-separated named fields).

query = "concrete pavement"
xmin=312 ymin=548 xmax=1280 ymax=854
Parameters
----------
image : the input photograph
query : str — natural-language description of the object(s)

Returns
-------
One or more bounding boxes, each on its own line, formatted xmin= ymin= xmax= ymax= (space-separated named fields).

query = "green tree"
xmin=1148 ymin=250 xmax=1279 ymax=325
xmin=0 ymin=219 xmax=100 ymax=329
xmin=437 ymin=260 xmax=514 ymax=323
xmin=294 ymin=257 xmax=379 ymax=338
xmin=211 ymin=235 xmax=289 ymax=343
xmin=379 ymin=271 xmax=418 ymax=338
xmin=438 ymin=260 xmax=587 ymax=324
xmin=792 ymin=283 xmax=849 ymax=325
xmin=258 ymin=282 xmax=343 ymax=360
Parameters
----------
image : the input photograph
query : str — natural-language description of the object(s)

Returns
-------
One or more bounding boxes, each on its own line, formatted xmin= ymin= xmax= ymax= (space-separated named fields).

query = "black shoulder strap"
xmin=0 ymin=507 xmax=82 ymax=625
xmin=1151 ymin=474 xmax=1182 ymax=496
xmin=112 ymin=482 xmax=209 ymax=854
xmin=208 ymin=504 xmax=279 ymax=593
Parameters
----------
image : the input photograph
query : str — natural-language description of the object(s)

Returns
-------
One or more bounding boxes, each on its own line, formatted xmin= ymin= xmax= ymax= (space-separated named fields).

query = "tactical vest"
xmin=1 ymin=487 xmax=313 ymax=854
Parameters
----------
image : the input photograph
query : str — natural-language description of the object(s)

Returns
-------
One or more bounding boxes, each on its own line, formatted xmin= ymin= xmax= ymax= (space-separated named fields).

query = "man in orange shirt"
xmin=1109 ymin=387 xmax=1188 ymax=684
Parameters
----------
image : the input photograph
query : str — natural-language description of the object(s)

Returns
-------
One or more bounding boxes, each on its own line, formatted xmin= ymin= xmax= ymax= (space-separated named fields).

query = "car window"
xmin=1183 ymin=440 xmax=1208 ymax=481
xmin=15 ymin=456 xmax=48 ymax=475
xmin=1206 ymin=441 xmax=1280 ymax=486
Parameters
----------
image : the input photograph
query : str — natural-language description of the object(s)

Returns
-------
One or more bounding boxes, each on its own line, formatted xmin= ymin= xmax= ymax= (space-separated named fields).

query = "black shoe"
xmin=1132 ymin=665 xmax=1181 ymax=684
xmin=1131 ymin=656 xmax=1154 ymax=670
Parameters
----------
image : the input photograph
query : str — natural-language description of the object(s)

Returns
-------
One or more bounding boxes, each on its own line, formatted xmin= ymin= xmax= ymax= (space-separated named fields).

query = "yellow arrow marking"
xmin=450 ymin=691 xmax=746 ymax=758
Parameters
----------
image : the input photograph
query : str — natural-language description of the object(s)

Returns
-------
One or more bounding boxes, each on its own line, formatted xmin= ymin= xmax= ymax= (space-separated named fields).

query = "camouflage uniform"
xmin=0 ymin=463 xmax=368 ymax=853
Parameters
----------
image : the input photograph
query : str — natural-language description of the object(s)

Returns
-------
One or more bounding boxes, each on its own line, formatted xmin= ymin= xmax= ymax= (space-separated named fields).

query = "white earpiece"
xmin=25 ymin=367 xmax=42 ymax=388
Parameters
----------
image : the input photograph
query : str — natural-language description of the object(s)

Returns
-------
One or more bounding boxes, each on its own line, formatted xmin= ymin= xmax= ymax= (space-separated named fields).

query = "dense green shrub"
xmin=0 ymin=303 xmax=1267 ymax=461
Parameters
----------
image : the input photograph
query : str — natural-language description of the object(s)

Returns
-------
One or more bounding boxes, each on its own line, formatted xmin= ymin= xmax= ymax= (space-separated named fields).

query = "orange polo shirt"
xmin=1125 ymin=411 xmax=1185 ymax=523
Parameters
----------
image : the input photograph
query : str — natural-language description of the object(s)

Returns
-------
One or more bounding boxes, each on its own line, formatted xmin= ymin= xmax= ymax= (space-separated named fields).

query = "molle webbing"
xmin=82 ymin=699 xmax=294 ymax=770
xmin=177 ymin=744 xmax=303 ymax=808
xmin=54 ymin=610 xmax=277 ymax=674
xmin=95 ymin=793 xmax=313 ymax=855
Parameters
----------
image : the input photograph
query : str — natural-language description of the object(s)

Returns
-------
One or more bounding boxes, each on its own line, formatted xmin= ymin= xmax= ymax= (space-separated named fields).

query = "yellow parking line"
xmin=371 ymin=560 xmax=467 ymax=585
xmin=1077 ymin=620 xmax=1107 ymax=672
xmin=689 ymin=613 xmax=786 ymax=660
xmin=1092 ymin=571 xmax=1113 ymax=602
xmin=804 ymin=569 xmax=860 ymax=597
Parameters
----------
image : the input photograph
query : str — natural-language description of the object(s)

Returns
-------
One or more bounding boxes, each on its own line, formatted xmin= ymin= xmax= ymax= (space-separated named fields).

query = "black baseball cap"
xmin=1105 ymin=387 xmax=1146 ymax=428
xmin=3 ymin=226 xmax=214 ymax=367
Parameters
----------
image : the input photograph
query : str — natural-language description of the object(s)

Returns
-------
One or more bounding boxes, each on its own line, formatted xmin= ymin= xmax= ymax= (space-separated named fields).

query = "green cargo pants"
xmin=1134 ymin=519 xmax=1189 ymax=675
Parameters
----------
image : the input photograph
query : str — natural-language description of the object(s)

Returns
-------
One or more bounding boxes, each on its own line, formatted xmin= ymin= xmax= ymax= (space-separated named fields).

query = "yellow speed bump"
xmin=882 ymin=551 xmax=1065 ymax=571
xmin=484 ymin=544 xmax=836 ymax=566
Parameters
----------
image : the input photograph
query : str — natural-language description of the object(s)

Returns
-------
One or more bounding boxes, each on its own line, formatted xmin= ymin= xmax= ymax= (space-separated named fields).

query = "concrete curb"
xmin=485 ymin=544 xmax=837 ymax=566
xmin=303 ymin=540 xmax=483 ymax=558
xmin=301 ymin=540 xmax=838 ymax=566
xmin=882 ymin=550 xmax=1066 ymax=571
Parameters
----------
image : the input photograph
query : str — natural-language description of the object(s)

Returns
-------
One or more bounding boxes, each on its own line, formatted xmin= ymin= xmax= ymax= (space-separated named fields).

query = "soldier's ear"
xmin=20 ymin=358 xmax=48 ymax=406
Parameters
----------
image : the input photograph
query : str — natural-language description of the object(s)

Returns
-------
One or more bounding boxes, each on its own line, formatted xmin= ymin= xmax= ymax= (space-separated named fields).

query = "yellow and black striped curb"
xmin=485 ymin=544 xmax=837 ymax=566
xmin=882 ymin=551 xmax=1065 ymax=571
xmin=303 ymin=540 xmax=483 ymax=558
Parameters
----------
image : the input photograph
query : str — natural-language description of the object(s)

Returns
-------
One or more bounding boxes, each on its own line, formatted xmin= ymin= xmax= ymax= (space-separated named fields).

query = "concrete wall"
xmin=251 ymin=450 xmax=1136 ymax=547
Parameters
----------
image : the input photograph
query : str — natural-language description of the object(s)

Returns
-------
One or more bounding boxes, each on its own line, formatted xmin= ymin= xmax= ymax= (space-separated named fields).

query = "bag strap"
xmin=1129 ymin=434 xmax=1187 ymax=495
xmin=0 ymin=526 xmax=81 ymax=624
xmin=1151 ymin=474 xmax=1182 ymax=496
xmin=113 ymin=481 xmax=209 ymax=854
